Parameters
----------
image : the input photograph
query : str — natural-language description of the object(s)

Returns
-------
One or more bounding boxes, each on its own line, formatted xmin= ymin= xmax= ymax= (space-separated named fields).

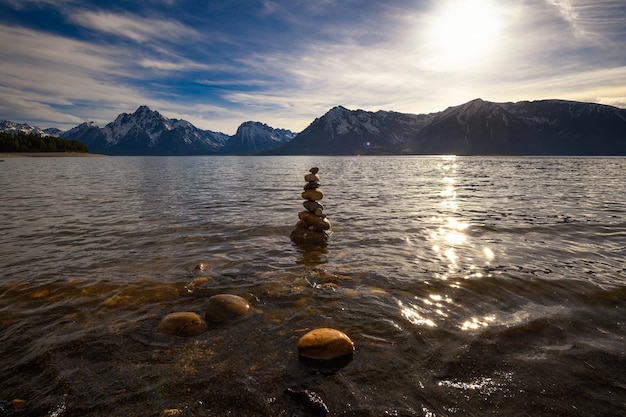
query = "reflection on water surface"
xmin=0 ymin=156 xmax=625 ymax=416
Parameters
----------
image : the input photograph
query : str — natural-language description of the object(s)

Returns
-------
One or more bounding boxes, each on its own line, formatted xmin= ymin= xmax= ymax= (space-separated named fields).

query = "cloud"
xmin=66 ymin=10 xmax=200 ymax=43
xmin=1 ymin=0 xmax=624 ymax=135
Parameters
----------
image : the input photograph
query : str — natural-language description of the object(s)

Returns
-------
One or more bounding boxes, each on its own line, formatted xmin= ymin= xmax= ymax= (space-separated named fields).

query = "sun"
xmin=425 ymin=0 xmax=501 ymax=70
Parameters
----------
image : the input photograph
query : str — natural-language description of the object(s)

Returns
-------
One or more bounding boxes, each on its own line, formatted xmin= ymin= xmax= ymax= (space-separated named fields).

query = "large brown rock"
xmin=297 ymin=328 xmax=355 ymax=360
xmin=205 ymin=294 xmax=250 ymax=322
xmin=290 ymin=228 xmax=329 ymax=245
xmin=157 ymin=312 xmax=208 ymax=336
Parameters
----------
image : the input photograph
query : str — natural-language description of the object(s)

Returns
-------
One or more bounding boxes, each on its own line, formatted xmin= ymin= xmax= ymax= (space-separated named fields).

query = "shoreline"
xmin=0 ymin=152 xmax=107 ymax=158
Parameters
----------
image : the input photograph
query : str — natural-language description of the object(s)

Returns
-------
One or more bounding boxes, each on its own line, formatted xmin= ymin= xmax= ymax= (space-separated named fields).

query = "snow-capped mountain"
xmin=223 ymin=121 xmax=295 ymax=154
xmin=267 ymin=99 xmax=626 ymax=155
xmin=62 ymin=106 xmax=229 ymax=155
xmin=55 ymin=106 xmax=293 ymax=155
xmin=268 ymin=106 xmax=433 ymax=155
xmin=0 ymin=120 xmax=53 ymax=137
xmin=405 ymin=98 xmax=626 ymax=155
xmin=4 ymin=99 xmax=626 ymax=155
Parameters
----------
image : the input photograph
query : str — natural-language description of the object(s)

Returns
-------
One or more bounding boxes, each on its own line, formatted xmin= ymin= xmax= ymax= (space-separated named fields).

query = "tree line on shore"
xmin=0 ymin=132 xmax=89 ymax=153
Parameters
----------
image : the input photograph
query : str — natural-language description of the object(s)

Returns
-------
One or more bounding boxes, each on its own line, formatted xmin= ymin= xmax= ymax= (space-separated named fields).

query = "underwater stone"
xmin=157 ymin=312 xmax=208 ymax=336
xmin=290 ymin=228 xmax=329 ymax=246
xmin=297 ymin=328 xmax=355 ymax=360
xmin=205 ymin=294 xmax=250 ymax=322
xmin=285 ymin=388 xmax=329 ymax=416
xmin=194 ymin=263 xmax=209 ymax=272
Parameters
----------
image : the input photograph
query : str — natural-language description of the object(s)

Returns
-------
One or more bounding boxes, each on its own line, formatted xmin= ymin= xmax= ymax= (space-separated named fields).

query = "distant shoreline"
xmin=0 ymin=152 xmax=107 ymax=158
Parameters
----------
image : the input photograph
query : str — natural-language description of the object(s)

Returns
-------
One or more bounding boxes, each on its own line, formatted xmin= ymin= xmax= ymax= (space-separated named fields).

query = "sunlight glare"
xmin=426 ymin=0 xmax=500 ymax=69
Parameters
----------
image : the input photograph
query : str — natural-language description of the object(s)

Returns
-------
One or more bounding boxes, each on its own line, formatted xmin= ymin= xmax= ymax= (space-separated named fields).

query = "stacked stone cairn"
xmin=290 ymin=167 xmax=332 ymax=246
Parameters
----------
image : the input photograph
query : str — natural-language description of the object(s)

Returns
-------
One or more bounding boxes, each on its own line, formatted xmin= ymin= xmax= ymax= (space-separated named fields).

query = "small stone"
xmin=297 ymin=328 xmax=355 ymax=360
xmin=304 ymin=181 xmax=320 ymax=190
xmin=302 ymin=189 xmax=324 ymax=201
xmin=303 ymin=200 xmax=324 ymax=212
xmin=304 ymin=173 xmax=320 ymax=182
xmin=157 ymin=312 xmax=208 ymax=336
xmin=309 ymin=167 xmax=319 ymax=174
xmin=13 ymin=399 xmax=26 ymax=411
xmin=194 ymin=263 xmax=209 ymax=272
xmin=160 ymin=409 xmax=182 ymax=417
xmin=205 ymin=294 xmax=250 ymax=322
xmin=313 ymin=208 xmax=324 ymax=216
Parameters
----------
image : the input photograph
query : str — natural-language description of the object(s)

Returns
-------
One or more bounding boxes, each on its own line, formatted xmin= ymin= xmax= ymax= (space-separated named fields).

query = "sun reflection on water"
xmin=402 ymin=156 xmax=499 ymax=331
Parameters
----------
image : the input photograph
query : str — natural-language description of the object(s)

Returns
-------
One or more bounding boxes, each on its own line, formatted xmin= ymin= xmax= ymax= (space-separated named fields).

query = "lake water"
xmin=0 ymin=155 xmax=624 ymax=416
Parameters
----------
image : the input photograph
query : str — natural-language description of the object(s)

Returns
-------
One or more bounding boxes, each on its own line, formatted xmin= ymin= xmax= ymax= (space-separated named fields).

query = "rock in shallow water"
xmin=205 ymin=294 xmax=250 ymax=322
xmin=285 ymin=388 xmax=329 ymax=416
xmin=297 ymin=328 xmax=355 ymax=360
xmin=290 ymin=228 xmax=329 ymax=246
xmin=157 ymin=312 xmax=208 ymax=336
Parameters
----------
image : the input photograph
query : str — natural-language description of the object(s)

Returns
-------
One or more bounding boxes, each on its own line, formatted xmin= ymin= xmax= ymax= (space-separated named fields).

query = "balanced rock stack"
xmin=290 ymin=167 xmax=332 ymax=246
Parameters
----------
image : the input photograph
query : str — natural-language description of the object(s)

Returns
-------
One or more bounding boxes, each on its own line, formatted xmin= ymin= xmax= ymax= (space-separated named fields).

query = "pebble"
xmin=309 ymin=167 xmax=319 ymax=174
xmin=297 ymin=328 xmax=355 ymax=360
xmin=160 ymin=409 xmax=182 ymax=417
xmin=304 ymin=173 xmax=321 ymax=182
xmin=304 ymin=181 xmax=320 ymax=190
xmin=157 ymin=312 xmax=208 ymax=336
xmin=205 ymin=294 xmax=250 ymax=322
xmin=303 ymin=200 xmax=324 ymax=212
xmin=298 ymin=211 xmax=331 ymax=230
xmin=12 ymin=399 xmax=26 ymax=411
xmin=301 ymin=189 xmax=324 ymax=201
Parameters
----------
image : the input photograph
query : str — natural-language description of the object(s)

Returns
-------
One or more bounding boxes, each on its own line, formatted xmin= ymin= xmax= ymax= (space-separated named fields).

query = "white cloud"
xmin=67 ymin=10 xmax=200 ymax=43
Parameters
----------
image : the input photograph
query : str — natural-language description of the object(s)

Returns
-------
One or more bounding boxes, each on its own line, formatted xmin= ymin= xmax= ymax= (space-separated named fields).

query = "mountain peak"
xmin=134 ymin=105 xmax=153 ymax=114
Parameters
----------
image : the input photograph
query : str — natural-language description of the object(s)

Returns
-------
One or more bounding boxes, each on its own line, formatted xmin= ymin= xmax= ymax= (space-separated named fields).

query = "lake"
xmin=1 ymin=155 xmax=624 ymax=416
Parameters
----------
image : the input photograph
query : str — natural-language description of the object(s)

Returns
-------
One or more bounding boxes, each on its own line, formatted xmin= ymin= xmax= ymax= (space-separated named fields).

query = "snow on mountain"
xmin=223 ymin=121 xmax=295 ymax=153
xmin=54 ymin=106 xmax=292 ymax=155
xmin=0 ymin=120 xmax=54 ymax=137
xmin=267 ymin=105 xmax=433 ymax=154
xmin=5 ymin=99 xmax=625 ymax=155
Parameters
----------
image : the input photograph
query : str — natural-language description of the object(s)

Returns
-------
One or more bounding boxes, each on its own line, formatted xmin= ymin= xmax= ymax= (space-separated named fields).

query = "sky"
xmin=0 ymin=0 xmax=625 ymax=135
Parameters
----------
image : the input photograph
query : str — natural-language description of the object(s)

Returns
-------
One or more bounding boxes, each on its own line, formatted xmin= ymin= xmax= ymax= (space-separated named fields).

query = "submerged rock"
xmin=285 ymin=388 xmax=329 ymax=416
xmin=297 ymin=328 xmax=355 ymax=360
xmin=205 ymin=294 xmax=250 ymax=322
xmin=157 ymin=312 xmax=208 ymax=336
xmin=290 ymin=228 xmax=330 ymax=246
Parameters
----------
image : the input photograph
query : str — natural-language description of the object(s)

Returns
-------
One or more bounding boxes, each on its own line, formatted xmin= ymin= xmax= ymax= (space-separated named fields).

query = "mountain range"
xmin=2 ymin=99 xmax=626 ymax=155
